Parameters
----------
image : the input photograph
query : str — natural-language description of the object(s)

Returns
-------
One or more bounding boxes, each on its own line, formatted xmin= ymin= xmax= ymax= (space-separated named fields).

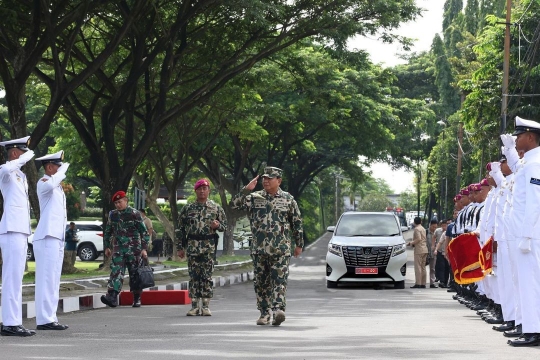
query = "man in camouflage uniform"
xmin=231 ymin=167 xmax=303 ymax=326
xmin=177 ymin=179 xmax=227 ymax=316
xmin=101 ymin=190 xmax=150 ymax=308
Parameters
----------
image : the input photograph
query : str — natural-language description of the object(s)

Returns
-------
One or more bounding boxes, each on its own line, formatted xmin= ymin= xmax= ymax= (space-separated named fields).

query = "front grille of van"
xmin=342 ymin=246 xmax=393 ymax=267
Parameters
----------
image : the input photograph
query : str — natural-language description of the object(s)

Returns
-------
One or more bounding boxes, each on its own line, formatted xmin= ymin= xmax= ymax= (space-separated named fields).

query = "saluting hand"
xmin=245 ymin=176 xmax=259 ymax=191
xmin=210 ymin=220 xmax=220 ymax=230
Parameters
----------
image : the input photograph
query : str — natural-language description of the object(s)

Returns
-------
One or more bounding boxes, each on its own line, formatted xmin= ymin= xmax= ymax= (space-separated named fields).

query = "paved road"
xmin=2 ymin=231 xmax=537 ymax=359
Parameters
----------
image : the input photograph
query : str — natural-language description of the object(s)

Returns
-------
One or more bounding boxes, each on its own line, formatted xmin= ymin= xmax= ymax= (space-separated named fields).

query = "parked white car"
xmin=27 ymin=220 xmax=104 ymax=261
xmin=325 ymin=212 xmax=408 ymax=289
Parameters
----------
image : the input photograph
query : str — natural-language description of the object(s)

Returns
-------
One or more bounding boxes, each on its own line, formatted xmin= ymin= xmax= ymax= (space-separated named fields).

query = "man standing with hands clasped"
xmin=0 ymin=136 xmax=36 ymax=337
xmin=100 ymin=191 xmax=150 ymax=308
xmin=33 ymin=150 xmax=70 ymax=330
xmin=177 ymin=179 xmax=227 ymax=316
xmin=232 ymin=167 xmax=303 ymax=326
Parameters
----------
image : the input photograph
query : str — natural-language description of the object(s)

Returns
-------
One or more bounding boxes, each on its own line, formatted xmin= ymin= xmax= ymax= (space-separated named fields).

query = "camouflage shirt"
xmin=104 ymin=206 xmax=149 ymax=250
xmin=176 ymin=200 xmax=227 ymax=255
xmin=231 ymin=186 xmax=303 ymax=256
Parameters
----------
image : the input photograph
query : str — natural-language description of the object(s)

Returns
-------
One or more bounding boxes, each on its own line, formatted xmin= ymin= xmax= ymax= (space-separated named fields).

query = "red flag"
xmin=479 ymin=236 xmax=494 ymax=274
xmin=447 ymin=233 xmax=485 ymax=284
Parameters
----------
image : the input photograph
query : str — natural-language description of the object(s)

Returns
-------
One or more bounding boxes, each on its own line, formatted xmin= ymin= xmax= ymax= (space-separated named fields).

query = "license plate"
xmin=356 ymin=267 xmax=378 ymax=274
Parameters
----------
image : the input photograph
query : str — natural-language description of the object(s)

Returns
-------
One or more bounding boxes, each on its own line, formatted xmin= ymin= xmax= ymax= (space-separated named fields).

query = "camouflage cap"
xmin=262 ymin=166 xmax=282 ymax=178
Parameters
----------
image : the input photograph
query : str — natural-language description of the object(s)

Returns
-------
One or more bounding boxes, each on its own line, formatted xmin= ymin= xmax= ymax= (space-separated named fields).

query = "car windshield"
xmin=335 ymin=213 xmax=400 ymax=237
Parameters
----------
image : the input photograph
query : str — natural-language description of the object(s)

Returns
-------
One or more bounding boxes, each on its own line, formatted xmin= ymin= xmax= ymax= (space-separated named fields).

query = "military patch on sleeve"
xmin=531 ymin=178 xmax=540 ymax=185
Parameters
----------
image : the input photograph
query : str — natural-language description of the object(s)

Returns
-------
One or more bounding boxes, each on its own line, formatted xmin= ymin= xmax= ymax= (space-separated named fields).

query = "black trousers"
xmin=435 ymin=251 xmax=450 ymax=285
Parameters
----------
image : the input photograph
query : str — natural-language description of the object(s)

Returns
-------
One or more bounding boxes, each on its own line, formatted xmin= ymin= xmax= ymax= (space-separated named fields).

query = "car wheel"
xmin=394 ymin=280 xmax=405 ymax=289
xmin=78 ymin=244 xmax=97 ymax=261
xmin=27 ymin=244 xmax=35 ymax=261
xmin=326 ymin=280 xmax=338 ymax=288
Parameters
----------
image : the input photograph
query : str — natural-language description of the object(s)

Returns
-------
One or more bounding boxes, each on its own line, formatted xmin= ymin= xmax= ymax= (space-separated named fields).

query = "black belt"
xmin=187 ymin=234 xmax=217 ymax=240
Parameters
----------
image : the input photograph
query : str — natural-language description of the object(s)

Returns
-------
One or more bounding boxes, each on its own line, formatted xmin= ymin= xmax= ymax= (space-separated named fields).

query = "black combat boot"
xmin=100 ymin=290 xmax=119 ymax=307
xmin=132 ymin=293 xmax=141 ymax=308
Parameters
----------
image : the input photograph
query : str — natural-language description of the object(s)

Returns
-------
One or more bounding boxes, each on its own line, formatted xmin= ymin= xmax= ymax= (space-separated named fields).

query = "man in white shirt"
xmin=0 ymin=136 xmax=36 ymax=337
xmin=33 ymin=151 xmax=70 ymax=331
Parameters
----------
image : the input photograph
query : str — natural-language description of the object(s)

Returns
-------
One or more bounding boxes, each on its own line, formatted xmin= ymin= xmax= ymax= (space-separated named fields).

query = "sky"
xmin=349 ymin=0 xmax=445 ymax=193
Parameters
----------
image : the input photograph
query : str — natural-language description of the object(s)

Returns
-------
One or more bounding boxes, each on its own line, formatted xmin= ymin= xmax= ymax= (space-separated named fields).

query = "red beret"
xmin=480 ymin=178 xmax=489 ymax=187
xmin=486 ymin=162 xmax=492 ymax=171
xmin=194 ymin=179 xmax=210 ymax=190
xmin=112 ymin=190 xmax=127 ymax=202
xmin=460 ymin=188 xmax=470 ymax=196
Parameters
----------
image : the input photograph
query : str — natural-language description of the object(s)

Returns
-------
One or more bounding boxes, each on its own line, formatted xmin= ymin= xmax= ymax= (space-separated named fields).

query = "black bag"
xmin=425 ymin=254 xmax=431 ymax=267
xmin=136 ymin=258 xmax=155 ymax=289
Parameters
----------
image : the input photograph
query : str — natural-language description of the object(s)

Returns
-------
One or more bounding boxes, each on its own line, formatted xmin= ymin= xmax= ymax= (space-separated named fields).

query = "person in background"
xmin=407 ymin=217 xmax=428 ymax=289
xmin=63 ymin=222 xmax=79 ymax=273
xmin=427 ymin=219 xmax=438 ymax=288
xmin=0 ymin=136 xmax=36 ymax=337
xmin=101 ymin=191 xmax=149 ymax=308
xmin=177 ymin=179 xmax=227 ymax=316
xmin=33 ymin=150 xmax=70 ymax=331
xmin=139 ymin=208 xmax=154 ymax=254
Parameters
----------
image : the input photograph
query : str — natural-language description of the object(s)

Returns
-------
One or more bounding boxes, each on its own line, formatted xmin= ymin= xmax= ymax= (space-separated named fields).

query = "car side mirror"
xmin=327 ymin=226 xmax=335 ymax=233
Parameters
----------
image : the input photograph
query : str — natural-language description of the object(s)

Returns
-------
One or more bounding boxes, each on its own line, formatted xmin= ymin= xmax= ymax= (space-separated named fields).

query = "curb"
xmin=7 ymin=270 xmax=255 ymax=322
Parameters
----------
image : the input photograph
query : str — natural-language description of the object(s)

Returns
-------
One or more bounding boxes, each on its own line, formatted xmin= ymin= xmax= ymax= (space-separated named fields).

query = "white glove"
xmin=489 ymin=162 xmax=501 ymax=173
xmin=57 ymin=163 xmax=70 ymax=175
xmin=518 ymin=238 xmax=531 ymax=254
xmin=500 ymin=144 xmax=520 ymax=173
xmin=500 ymin=134 xmax=515 ymax=149
xmin=17 ymin=150 xmax=35 ymax=165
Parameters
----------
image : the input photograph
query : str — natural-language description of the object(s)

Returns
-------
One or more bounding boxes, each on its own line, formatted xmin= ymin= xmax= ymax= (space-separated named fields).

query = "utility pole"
xmin=500 ymin=0 xmax=512 ymax=134
xmin=456 ymin=121 xmax=463 ymax=194
xmin=335 ymin=174 xmax=339 ymax=223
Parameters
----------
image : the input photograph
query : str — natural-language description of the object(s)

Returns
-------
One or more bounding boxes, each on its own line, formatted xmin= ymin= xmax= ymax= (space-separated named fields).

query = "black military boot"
xmin=100 ymin=290 xmax=119 ymax=307
xmin=132 ymin=293 xmax=141 ymax=308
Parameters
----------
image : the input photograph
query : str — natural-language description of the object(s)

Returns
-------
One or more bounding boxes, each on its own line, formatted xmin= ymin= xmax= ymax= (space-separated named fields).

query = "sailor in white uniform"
xmin=506 ymin=116 xmax=540 ymax=347
xmin=0 ymin=136 xmax=36 ymax=337
xmin=33 ymin=151 xmax=70 ymax=331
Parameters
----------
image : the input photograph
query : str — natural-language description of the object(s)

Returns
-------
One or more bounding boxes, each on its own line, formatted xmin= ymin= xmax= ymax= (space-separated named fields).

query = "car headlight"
xmin=392 ymin=243 xmax=406 ymax=257
xmin=328 ymin=243 xmax=342 ymax=257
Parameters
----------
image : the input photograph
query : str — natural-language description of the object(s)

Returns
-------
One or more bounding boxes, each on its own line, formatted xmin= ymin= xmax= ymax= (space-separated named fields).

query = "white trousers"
xmin=34 ymin=236 xmax=64 ymax=325
xmin=0 ymin=232 xmax=27 ymax=326
xmin=497 ymin=241 xmax=515 ymax=321
xmin=507 ymin=239 xmax=522 ymax=326
xmin=515 ymin=238 xmax=540 ymax=333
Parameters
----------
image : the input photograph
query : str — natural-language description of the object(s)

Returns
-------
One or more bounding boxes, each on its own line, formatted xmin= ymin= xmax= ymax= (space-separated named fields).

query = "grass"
xmin=23 ymin=254 xmax=251 ymax=283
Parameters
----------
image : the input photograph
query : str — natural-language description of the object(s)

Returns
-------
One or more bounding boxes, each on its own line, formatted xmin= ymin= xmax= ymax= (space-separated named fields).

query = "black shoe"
xmin=419 ymin=285 xmax=426 ymax=288
xmin=410 ymin=285 xmax=420 ymax=288
xmin=1 ymin=325 xmax=36 ymax=337
xmin=37 ymin=322 xmax=69 ymax=330
xmin=439 ymin=283 xmax=447 ymax=288
xmin=504 ymin=324 xmax=522 ymax=338
xmin=509 ymin=333 xmax=540 ymax=347
xmin=132 ymin=293 xmax=141 ymax=308
xmin=494 ymin=321 xmax=515 ymax=332
xmin=100 ymin=291 xmax=118 ymax=307
xmin=430 ymin=284 xmax=438 ymax=288
xmin=485 ymin=316 xmax=504 ymax=324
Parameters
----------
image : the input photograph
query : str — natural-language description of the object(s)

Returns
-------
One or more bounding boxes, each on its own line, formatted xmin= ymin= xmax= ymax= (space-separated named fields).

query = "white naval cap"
xmin=35 ymin=150 xmax=64 ymax=166
xmin=0 ymin=135 xmax=31 ymax=151
xmin=513 ymin=116 xmax=540 ymax=135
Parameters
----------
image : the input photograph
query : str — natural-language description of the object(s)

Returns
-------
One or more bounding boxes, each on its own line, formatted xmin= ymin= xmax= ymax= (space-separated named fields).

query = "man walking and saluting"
xmin=231 ymin=166 xmax=303 ymax=326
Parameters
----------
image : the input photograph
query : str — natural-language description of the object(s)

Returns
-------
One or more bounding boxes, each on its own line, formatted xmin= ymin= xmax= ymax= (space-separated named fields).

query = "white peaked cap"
xmin=0 ymin=135 xmax=31 ymax=150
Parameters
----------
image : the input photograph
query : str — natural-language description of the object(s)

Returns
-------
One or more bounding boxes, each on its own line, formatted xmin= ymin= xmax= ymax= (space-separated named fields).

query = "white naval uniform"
xmin=0 ymin=159 xmax=32 ymax=326
xmin=495 ymin=173 xmax=516 ymax=322
xmin=507 ymin=146 xmax=540 ymax=334
xmin=33 ymin=171 xmax=67 ymax=326
xmin=476 ymin=190 xmax=498 ymax=303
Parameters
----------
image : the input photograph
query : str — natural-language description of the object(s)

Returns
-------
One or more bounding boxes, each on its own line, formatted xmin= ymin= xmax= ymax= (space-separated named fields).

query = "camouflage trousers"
xmin=187 ymin=253 xmax=215 ymax=299
xmin=107 ymin=246 xmax=141 ymax=294
xmin=251 ymin=253 xmax=291 ymax=315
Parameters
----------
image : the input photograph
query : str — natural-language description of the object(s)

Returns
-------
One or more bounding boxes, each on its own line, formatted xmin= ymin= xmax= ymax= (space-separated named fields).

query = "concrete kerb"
xmin=3 ymin=232 xmax=329 ymax=322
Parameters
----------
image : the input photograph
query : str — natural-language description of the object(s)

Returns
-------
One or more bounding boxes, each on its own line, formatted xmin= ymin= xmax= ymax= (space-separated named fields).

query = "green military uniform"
xmin=177 ymin=200 xmax=227 ymax=310
xmin=231 ymin=167 xmax=303 ymax=322
xmin=104 ymin=206 xmax=150 ymax=294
